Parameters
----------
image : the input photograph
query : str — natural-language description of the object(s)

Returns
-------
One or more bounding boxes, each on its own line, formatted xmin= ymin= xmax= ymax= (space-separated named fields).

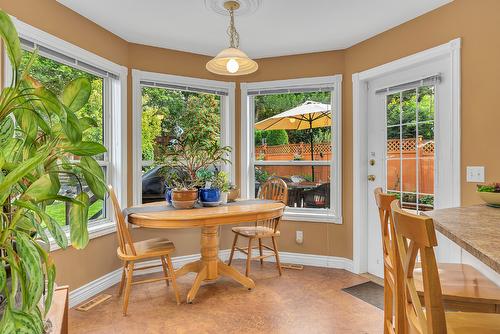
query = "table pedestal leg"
xmin=175 ymin=225 xmax=255 ymax=303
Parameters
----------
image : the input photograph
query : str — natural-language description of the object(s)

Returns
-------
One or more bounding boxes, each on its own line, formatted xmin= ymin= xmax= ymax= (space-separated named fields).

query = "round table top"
xmin=128 ymin=201 xmax=286 ymax=228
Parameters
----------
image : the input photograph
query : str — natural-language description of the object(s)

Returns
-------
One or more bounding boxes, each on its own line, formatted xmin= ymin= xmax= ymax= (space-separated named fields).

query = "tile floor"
xmin=70 ymin=260 xmax=383 ymax=333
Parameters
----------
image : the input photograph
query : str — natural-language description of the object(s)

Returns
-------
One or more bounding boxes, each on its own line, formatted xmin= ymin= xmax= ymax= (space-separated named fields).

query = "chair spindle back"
xmin=108 ymin=185 xmax=136 ymax=256
xmin=390 ymin=200 xmax=446 ymax=334
xmin=258 ymin=177 xmax=288 ymax=232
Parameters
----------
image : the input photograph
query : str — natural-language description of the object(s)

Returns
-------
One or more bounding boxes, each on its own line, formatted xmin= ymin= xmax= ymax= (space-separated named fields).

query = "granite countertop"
xmin=424 ymin=205 xmax=500 ymax=274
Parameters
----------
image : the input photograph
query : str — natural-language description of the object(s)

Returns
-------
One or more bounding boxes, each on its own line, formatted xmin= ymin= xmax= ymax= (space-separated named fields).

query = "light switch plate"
xmin=466 ymin=166 xmax=485 ymax=182
xmin=295 ymin=230 xmax=304 ymax=244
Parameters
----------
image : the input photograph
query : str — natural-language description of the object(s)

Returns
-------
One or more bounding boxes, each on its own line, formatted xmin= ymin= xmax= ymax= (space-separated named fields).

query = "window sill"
xmin=282 ymin=211 xmax=342 ymax=224
xmin=48 ymin=220 xmax=116 ymax=252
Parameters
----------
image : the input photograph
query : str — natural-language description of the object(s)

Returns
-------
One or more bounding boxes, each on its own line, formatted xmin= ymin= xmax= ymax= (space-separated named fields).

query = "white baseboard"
xmin=68 ymin=250 xmax=353 ymax=308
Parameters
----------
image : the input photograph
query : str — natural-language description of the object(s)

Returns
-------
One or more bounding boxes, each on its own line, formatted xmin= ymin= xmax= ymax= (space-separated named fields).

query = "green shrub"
xmin=255 ymin=130 xmax=263 ymax=146
xmin=266 ymin=129 xmax=289 ymax=146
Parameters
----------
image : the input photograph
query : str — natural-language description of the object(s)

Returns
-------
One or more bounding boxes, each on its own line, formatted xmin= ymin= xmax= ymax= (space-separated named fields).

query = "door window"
xmin=386 ymin=86 xmax=435 ymax=212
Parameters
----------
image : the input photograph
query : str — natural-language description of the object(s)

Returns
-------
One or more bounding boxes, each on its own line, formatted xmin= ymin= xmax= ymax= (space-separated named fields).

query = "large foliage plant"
xmin=0 ymin=12 xmax=106 ymax=332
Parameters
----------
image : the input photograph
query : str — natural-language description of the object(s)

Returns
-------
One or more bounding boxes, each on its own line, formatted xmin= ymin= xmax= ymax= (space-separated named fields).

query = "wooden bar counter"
xmin=424 ymin=204 xmax=500 ymax=274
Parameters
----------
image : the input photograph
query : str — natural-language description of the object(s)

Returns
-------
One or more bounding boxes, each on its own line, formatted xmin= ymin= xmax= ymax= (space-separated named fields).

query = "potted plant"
xmin=214 ymin=171 xmax=231 ymax=204
xmin=156 ymin=126 xmax=231 ymax=208
xmin=0 ymin=12 xmax=106 ymax=332
xmin=477 ymin=183 xmax=500 ymax=207
xmin=197 ymin=169 xmax=221 ymax=205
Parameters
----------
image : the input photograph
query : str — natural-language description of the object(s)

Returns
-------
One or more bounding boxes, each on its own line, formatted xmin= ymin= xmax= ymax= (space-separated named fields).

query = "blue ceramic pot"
xmin=199 ymin=188 xmax=221 ymax=203
xmin=165 ymin=188 xmax=172 ymax=204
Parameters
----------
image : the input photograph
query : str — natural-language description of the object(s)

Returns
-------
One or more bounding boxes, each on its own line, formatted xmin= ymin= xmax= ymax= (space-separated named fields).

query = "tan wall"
xmin=2 ymin=0 xmax=499 ymax=291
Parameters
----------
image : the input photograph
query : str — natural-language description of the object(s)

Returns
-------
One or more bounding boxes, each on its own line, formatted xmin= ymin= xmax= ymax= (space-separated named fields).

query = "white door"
xmin=365 ymin=57 xmax=457 ymax=278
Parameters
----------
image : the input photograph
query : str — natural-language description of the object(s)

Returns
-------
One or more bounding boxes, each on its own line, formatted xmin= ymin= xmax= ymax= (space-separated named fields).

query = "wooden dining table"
xmin=128 ymin=200 xmax=285 ymax=303
xmin=424 ymin=204 xmax=500 ymax=274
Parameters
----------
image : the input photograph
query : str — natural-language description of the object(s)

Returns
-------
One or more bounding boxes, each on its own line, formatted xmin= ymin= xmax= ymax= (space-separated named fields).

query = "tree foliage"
xmin=386 ymin=86 xmax=435 ymax=140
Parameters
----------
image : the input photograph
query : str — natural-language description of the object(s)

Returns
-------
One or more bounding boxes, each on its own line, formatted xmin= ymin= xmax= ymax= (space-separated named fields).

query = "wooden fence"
xmin=255 ymin=138 xmax=435 ymax=194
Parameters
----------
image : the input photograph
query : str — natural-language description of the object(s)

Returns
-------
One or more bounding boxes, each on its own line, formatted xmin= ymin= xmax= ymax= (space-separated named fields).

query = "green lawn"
xmin=46 ymin=200 xmax=104 ymax=226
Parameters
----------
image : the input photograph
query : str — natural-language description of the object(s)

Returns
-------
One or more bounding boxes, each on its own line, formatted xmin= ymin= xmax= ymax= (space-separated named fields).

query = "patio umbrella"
xmin=255 ymin=101 xmax=331 ymax=181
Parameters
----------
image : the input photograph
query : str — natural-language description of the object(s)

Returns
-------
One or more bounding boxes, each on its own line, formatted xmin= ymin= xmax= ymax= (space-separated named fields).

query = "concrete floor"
xmin=70 ymin=260 xmax=383 ymax=333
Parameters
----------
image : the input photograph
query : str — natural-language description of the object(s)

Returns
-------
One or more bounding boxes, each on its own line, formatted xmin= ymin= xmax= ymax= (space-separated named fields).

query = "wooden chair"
xmin=390 ymin=200 xmax=500 ymax=333
xmin=374 ymin=188 xmax=500 ymax=319
xmin=108 ymin=186 xmax=180 ymax=315
xmin=373 ymin=188 xmax=405 ymax=334
xmin=228 ymin=177 xmax=288 ymax=276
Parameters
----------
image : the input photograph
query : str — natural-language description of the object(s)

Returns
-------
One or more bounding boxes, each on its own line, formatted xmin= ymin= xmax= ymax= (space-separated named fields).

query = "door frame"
xmin=352 ymin=38 xmax=461 ymax=274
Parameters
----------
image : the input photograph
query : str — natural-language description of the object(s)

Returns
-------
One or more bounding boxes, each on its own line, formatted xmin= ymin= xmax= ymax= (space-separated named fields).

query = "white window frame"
xmin=3 ymin=17 xmax=128 ymax=251
xmin=240 ymin=75 xmax=343 ymax=223
xmin=131 ymin=69 xmax=236 ymax=205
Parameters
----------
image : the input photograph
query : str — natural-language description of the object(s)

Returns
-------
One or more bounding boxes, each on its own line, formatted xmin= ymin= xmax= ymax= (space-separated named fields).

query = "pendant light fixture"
xmin=206 ymin=1 xmax=258 ymax=76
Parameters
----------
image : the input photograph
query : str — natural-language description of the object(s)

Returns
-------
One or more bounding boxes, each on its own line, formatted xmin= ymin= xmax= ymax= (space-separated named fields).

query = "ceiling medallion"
xmin=204 ymin=0 xmax=261 ymax=16
xmin=206 ymin=1 xmax=258 ymax=76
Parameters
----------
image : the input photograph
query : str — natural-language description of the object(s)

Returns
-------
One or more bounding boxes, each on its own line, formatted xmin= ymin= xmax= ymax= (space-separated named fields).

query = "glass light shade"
xmin=206 ymin=47 xmax=258 ymax=76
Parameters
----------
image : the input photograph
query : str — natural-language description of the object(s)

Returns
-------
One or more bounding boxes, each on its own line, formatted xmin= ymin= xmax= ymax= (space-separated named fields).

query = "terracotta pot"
xmin=171 ymin=189 xmax=198 ymax=202
xmin=227 ymin=188 xmax=240 ymax=202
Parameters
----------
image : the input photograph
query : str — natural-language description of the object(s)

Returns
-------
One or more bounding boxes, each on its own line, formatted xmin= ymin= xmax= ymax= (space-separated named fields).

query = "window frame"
xmin=3 ymin=17 xmax=128 ymax=250
xmin=131 ymin=69 xmax=236 ymax=205
xmin=240 ymin=75 xmax=343 ymax=223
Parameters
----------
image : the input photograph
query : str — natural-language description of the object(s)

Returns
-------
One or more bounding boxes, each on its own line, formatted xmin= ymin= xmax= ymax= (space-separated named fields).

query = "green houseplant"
xmin=0 ymin=12 xmax=106 ymax=332
xmin=156 ymin=95 xmax=231 ymax=208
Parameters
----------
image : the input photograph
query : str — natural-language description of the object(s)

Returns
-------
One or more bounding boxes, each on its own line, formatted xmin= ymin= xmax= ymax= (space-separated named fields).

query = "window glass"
xmin=20 ymin=51 xmax=106 ymax=225
xmin=253 ymin=91 xmax=332 ymax=210
xmin=140 ymin=86 xmax=221 ymax=203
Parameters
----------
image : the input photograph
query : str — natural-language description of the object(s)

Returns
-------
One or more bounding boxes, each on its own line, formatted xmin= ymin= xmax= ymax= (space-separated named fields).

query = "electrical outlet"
xmin=295 ymin=231 xmax=304 ymax=244
xmin=466 ymin=166 xmax=485 ymax=182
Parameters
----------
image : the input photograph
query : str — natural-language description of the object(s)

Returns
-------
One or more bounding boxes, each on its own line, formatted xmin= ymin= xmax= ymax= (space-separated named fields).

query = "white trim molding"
xmin=240 ymin=75 xmax=343 ymax=224
xmin=131 ymin=69 xmax=236 ymax=205
xmin=352 ymin=38 xmax=461 ymax=274
xmin=68 ymin=250 xmax=353 ymax=308
xmin=6 ymin=17 xmax=128 ymax=250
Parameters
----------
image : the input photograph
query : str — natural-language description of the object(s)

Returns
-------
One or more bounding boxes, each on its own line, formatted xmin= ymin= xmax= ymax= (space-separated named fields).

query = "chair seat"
xmin=414 ymin=263 xmax=500 ymax=306
xmin=232 ymin=226 xmax=280 ymax=237
xmin=117 ymin=237 xmax=175 ymax=260
xmin=445 ymin=311 xmax=500 ymax=333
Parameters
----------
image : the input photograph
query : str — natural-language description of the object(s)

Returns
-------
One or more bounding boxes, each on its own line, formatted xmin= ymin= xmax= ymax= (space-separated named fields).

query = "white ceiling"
xmin=57 ymin=0 xmax=452 ymax=59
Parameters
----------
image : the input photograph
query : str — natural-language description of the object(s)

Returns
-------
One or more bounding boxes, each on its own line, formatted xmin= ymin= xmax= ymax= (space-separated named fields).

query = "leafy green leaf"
xmin=80 ymin=156 xmax=106 ymax=200
xmin=70 ymin=192 xmax=90 ymax=249
xmin=0 ymin=11 xmax=21 ymax=68
xmin=0 ymin=308 xmax=15 ymax=333
xmin=0 ymin=148 xmax=49 ymax=196
xmin=62 ymin=77 xmax=91 ymax=112
xmin=16 ymin=231 xmax=44 ymax=311
xmin=11 ymin=308 xmax=42 ymax=333
xmin=63 ymin=106 xmax=82 ymax=143
xmin=23 ymin=174 xmax=55 ymax=202
xmin=0 ymin=116 xmax=14 ymax=143
xmin=44 ymin=261 xmax=56 ymax=316
xmin=32 ymin=86 xmax=65 ymax=122
xmin=79 ymin=116 xmax=98 ymax=131
xmin=0 ymin=262 xmax=6 ymax=293
xmin=66 ymin=141 xmax=107 ymax=156
xmin=14 ymin=200 xmax=68 ymax=249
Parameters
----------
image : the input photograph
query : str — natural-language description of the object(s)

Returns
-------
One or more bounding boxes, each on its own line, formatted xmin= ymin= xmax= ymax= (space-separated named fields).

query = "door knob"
xmin=368 ymin=175 xmax=376 ymax=182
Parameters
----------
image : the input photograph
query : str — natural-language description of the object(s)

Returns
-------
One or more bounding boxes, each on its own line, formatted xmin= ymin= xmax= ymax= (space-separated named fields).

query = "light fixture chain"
xmin=227 ymin=7 xmax=240 ymax=48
